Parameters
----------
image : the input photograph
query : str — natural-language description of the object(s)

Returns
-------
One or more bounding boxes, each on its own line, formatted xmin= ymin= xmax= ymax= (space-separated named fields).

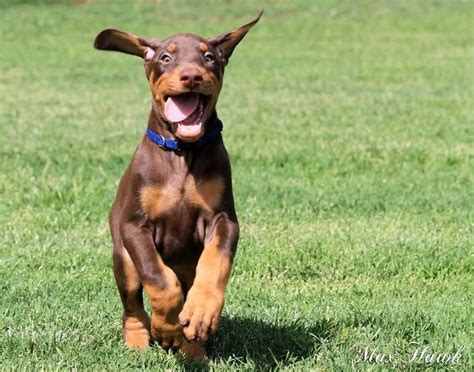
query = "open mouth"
xmin=163 ymin=93 xmax=209 ymax=141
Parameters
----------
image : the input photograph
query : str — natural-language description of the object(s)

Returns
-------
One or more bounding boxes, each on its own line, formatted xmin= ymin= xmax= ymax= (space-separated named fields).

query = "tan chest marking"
xmin=140 ymin=177 xmax=224 ymax=219
xmin=184 ymin=177 xmax=224 ymax=212
xmin=140 ymin=185 xmax=181 ymax=219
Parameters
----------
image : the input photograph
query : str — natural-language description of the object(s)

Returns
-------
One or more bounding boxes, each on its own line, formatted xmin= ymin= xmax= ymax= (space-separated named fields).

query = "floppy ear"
xmin=208 ymin=10 xmax=263 ymax=63
xmin=93 ymin=28 xmax=159 ymax=59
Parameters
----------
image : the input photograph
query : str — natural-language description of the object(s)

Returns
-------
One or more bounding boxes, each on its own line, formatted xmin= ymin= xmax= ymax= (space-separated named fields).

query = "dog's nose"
xmin=180 ymin=68 xmax=203 ymax=88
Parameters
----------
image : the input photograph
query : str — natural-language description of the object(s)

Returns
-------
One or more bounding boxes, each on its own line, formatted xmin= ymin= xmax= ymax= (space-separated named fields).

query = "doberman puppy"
xmin=93 ymin=12 xmax=262 ymax=359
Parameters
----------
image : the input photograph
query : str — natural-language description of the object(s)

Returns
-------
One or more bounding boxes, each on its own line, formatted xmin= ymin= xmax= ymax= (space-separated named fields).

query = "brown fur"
xmin=94 ymin=11 xmax=262 ymax=360
xmin=116 ymin=246 xmax=151 ymax=349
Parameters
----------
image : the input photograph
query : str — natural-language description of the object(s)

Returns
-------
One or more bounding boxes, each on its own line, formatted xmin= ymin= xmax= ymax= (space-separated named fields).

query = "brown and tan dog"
xmin=93 ymin=12 xmax=262 ymax=359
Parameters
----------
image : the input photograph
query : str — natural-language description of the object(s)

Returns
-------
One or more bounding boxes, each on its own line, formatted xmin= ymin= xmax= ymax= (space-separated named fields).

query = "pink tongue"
xmin=164 ymin=93 xmax=199 ymax=123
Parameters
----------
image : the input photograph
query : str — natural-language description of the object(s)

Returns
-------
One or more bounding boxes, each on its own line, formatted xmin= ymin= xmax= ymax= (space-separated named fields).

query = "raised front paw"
xmin=146 ymin=283 xmax=184 ymax=351
xmin=178 ymin=285 xmax=224 ymax=342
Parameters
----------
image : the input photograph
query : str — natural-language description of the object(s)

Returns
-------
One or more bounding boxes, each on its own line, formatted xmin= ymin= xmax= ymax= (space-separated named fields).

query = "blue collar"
xmin=146 ymin=119 xmax=223 ymax=151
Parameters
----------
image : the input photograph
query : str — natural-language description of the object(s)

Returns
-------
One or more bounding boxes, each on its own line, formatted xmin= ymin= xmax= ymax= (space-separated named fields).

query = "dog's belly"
xmin=153 ymin=208 xmax=206 ymax=266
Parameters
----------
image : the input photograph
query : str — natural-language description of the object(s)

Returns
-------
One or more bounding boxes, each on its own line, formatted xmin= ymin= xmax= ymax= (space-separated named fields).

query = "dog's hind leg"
xmin=112 ymin=244 xmax=151 ymax=350
xmin=110 ymin=202 xmax=151 ymax=350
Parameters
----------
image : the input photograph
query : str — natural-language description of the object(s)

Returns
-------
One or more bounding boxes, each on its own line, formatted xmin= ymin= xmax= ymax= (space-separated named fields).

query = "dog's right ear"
xmin=208 ymin=10 xmax=263 ymax=64
xmin=94 ymin=29 xmax=159 ymax=60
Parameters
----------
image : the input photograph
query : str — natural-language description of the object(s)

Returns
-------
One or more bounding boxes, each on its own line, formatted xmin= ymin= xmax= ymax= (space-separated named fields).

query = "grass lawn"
xmin=0 ymin=0 xmax=472 ymax=370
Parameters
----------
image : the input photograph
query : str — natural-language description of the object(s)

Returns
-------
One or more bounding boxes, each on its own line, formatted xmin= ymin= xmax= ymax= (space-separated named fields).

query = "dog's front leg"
xmin=179 ymin=214 xmax=239 ymax=342
xmin=121 ymin=221 xmax=184 ymax=351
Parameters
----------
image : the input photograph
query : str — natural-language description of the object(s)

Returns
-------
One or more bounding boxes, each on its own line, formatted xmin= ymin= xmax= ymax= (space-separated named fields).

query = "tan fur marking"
xmin=148 ymin=63 xmax=221 ymax=121
xmin=140 ymin=177 xmax=224 ymax=218
xmin=123 ymin=313 xmax=151 ymax=350
xmin=119 ymin=247 xmax=151 ymax=350
xmin=185 ymin=177 xmax=224 ymax=212
xmin=150 ymin=70 xmax=182 ymax=108
xmin=148 ymin=70 xmax=155 ymax=84
xmin=166 ymin=43 xmax=176 ymax=53
xmin=144 ymin=274 xmax=184 ymax=347
xmin=199 ymin=42 xmax=208 ymax=52
xmin=179 ymin=235 xmax=230 ymax=341
xmin=149 ymin=71 xmax=169 ymax=92
xmin=194 ymin=236 xmax=231 ymax=289
xmin=140 ymin=185 xmax=181 ymax=219
xmin=120 ymin=246 xmax=141 ymax=292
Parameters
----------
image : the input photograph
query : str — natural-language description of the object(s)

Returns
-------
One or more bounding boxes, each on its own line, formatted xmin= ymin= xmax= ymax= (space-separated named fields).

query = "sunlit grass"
xmin=0 ymin=0 xmax=472 ymax=370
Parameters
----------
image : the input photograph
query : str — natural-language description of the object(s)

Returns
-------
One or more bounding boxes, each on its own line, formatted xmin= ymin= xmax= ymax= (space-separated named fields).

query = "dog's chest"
xmin=139 ymin=176 xmax=224 ymax=219
xmin=138 ymin=175 xmax=224 ymax=262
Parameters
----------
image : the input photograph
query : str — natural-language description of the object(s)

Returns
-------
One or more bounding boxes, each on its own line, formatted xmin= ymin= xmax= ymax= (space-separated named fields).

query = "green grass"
xmin=0 ymin=0 xmax=472 ymax=370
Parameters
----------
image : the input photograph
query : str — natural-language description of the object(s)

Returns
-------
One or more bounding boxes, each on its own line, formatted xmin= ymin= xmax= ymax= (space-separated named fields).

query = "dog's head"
xmin=94 ymin=12 xmax=262 ymax=142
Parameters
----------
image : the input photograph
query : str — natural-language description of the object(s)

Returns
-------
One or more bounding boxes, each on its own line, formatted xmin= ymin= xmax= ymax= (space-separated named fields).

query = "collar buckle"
xmin=157 ymin=134 xmax=166 ymax=148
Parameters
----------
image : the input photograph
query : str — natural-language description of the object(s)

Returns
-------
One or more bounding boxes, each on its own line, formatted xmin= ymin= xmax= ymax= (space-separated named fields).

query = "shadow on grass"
xmin=200 ymin=316 xmax=335 ymax=369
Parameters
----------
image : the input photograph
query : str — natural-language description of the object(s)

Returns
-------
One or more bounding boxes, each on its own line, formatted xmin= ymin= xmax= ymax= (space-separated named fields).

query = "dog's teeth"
xmin=197 ymin=103 xmax=204 ymax=120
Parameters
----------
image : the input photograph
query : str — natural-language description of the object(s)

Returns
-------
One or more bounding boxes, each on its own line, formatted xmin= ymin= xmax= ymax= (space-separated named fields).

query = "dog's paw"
xmin=146 ymin=279 xmax=185 ymax=351
xmin=123 ymin=310 xmax=151 ymax=350
xmin=178 ymin=285 xmax=224 ymax=342
xmin=151 ymin=312 xmax=184 ymax=351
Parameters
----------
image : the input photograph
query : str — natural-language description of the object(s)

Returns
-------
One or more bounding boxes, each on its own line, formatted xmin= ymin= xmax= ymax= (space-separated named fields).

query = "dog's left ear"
xmin=94 ymin=28 xmax=159 ymax=60
xmin=208 ymin=10 xmax=263 ymax=64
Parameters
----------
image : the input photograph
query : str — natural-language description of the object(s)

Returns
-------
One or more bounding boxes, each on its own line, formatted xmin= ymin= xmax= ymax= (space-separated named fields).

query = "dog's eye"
xmin=203 ymin=51 xmax=215 ymax=63
xmin=160 ymin=53 xmax=172 ymax=64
